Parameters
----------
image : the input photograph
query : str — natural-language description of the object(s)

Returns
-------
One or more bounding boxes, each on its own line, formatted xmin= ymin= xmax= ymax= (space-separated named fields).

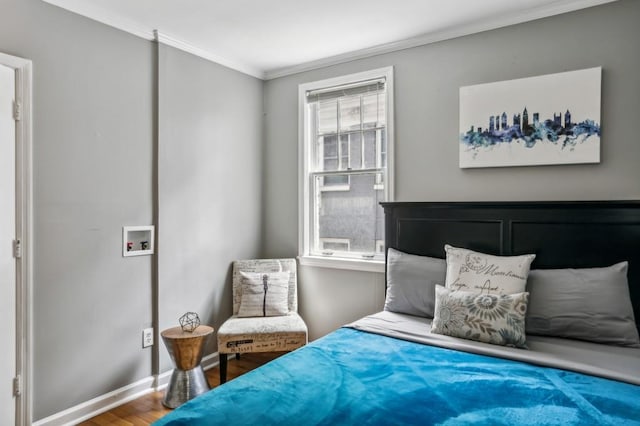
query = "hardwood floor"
xmin=79 ymin=352 xmax=283 ymax=425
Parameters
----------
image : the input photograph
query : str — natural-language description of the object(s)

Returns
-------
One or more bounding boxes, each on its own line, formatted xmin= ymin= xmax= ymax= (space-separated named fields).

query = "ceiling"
xmin=42 ymin=0 xmax=615 ymax=79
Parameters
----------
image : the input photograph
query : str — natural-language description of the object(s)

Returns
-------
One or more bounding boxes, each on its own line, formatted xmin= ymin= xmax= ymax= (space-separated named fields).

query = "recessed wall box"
xmin=123 ymin=225 xmax=155 ymax=257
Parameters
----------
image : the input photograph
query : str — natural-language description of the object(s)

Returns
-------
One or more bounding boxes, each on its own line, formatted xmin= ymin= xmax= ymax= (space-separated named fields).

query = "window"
xmin=299 ymin=67 xmax=394 ymax=271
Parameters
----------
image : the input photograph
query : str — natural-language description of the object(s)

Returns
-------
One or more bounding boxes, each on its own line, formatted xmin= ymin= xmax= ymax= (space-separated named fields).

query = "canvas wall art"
xmin=459 ymin=67 xmax=601 ymax=168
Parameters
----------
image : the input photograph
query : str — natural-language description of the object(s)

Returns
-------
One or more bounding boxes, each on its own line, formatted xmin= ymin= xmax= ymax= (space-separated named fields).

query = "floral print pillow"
xmin=431 ymin=285 xmax=529 ymax=348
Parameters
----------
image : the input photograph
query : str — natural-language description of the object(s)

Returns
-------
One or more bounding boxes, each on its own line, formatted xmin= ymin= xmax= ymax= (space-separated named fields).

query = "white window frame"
xmin=374 ymin=129 xmax=385 ymax=191
xmin=298 ymin=67 xmax=394 ymax=273
xmin=320 ymin=237 xmax=351 ymax=254
xmin=318 ymin=134 xmax=350 ymax=192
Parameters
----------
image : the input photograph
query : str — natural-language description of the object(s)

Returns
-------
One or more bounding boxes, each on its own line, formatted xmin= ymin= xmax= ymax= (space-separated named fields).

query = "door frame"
xmin=0 ymin=51 xmax=33 ymax=426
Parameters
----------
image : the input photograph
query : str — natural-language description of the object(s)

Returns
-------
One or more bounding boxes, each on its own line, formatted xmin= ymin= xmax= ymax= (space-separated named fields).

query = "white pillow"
xmin=237 ymin=271 xmax=290 ymax=317
xmin=431 ymin=285 xmax=529 ymax=348
xmin=444 ymin=244 xmax=535 ymax=295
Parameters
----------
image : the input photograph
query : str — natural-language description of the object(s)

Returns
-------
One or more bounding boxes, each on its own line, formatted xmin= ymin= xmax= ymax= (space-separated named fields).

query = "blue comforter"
xmin=154 ymin=328 xmax=640 ymax=425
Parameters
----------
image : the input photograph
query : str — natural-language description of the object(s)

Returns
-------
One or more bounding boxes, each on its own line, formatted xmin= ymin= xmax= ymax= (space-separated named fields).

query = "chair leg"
xmin=220 ymin=354 xmax=227 ymax=384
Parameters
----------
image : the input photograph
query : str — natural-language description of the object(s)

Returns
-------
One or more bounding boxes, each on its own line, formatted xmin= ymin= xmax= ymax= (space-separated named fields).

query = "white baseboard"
xmin=201 ymin=351 xmax=222 ymax=372
xmin=33 ymin=352 xmax=220 ymax=426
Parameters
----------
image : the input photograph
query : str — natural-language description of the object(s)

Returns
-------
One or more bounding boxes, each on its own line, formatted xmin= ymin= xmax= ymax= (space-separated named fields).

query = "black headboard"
xmin=381 ymin=201 xmax=640 ymax=331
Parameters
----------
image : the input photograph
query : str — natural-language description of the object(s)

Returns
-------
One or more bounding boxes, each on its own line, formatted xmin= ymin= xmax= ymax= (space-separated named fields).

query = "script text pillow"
xmin=445 ymin=245 xmax=535 ymax=295
xmin=237 ymin=271 xmax=290 ymax=317
xmin=384 ymin=248 xmax=446 ymax=318
xmin=526 ymin=262 xmax=640 ymax=346
xmin=431 ymin=285 xmax=529 ymax=348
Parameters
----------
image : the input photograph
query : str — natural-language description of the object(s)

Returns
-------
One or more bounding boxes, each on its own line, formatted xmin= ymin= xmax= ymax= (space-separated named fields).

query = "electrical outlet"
xmin=142 ymin=328 xmax=154 ymax=348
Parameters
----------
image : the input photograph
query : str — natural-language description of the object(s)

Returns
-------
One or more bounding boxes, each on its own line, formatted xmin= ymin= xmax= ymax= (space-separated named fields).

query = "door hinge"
xmin=13 ymin=376 xmax=21 ymax=397
xmin=13 ymin=239 xmax=22 ymax=259
xmin=13 ymin=100 xmax=21 ymax=121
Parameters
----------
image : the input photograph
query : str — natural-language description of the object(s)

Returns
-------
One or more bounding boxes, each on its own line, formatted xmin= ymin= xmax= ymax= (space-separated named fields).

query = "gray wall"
xmin=0 ymin=0 xmax=155 ymax=419
xmin=0 ymin=0 xmax=264 ymax=421
xmin=157 ymin=44 xmax=264 ymax=370
xmin=263 ymin=0 xmax=640 ymax=340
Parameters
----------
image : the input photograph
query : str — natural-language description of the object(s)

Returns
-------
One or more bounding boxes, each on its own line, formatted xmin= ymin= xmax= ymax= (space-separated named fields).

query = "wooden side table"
xmin=161 ymin=325 xmax=214 ymax=408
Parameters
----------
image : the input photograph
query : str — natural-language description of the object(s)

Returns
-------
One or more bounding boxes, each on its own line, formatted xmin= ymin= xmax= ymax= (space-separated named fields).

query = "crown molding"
xmin=42 ymin=0 xmax=618 ymax=81
xmin=264 ymin=0 xmax=618 ymax=80
xmin=153 ymin=31 xmax=264 ymax=79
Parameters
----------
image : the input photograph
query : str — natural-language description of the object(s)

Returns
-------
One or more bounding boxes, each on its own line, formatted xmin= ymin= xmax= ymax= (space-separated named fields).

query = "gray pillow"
xmin=384 ymin=248 xmax=446 ymax=318
xmin=526 ymin=262 xmax=640 ymax=347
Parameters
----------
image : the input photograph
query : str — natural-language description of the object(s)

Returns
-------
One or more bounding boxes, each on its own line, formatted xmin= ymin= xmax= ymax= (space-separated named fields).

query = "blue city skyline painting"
xmin=459 ymin=67 xmax=601 ymax=168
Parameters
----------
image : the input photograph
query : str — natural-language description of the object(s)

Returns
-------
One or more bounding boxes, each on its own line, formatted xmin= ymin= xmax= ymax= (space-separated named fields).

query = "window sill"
xmin=298 ymin=255 xmax=384 ymax=273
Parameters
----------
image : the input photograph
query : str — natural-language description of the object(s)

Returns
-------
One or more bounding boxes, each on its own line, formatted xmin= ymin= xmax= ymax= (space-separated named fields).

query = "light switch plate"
xmin=142 ymin=328 xmax=154 ymax=348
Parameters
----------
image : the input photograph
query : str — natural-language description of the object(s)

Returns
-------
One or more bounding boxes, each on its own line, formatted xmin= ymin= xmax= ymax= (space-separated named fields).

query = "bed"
xmin=154 ymin=201 xmax=640 ymax=425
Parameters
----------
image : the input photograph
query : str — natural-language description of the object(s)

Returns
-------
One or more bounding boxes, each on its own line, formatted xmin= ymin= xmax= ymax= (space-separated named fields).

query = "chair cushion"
xmin=218 ymin=313 xmax=308 ymax=354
